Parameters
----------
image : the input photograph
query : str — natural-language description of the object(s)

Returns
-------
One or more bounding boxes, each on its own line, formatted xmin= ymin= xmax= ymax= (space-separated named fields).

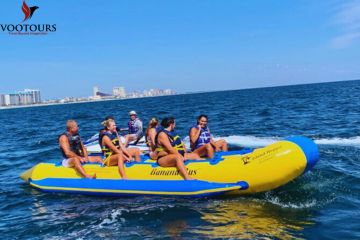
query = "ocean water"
xmin=1 ymin=80 xmax=360 ymax=239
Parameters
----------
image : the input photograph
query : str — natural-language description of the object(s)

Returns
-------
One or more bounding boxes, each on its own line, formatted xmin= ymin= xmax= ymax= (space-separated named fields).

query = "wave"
xmin=99 ymin=208 xmax=128 ymax=227
xmin=314 ymin=136 xmax=360 ymax=148
xmin=215 ymin=135 xmax=279 ymax=147
xmin=264 ymin=195 xmax=318 ymax=209
xmin=209 ymin=135 xmax=360 ymax=148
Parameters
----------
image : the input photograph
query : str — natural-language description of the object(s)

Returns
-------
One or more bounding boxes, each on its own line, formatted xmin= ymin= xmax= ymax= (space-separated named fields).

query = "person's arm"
xmin=119 ymin=141 xmax=131 ymax=159
xmin=189 ymin=126 xmax=201 ymax=144
xmin=135 ymin=120 xmax=143 ymax=136
xmin=158 ymin=132 xmax=179 ymax=155
xmin=208 ymin=129 xmax=218 ymax=150
xmin=81 ymin=141 xmax=89 ymax=162
xmin=149 ymin=129 xmax=156 ymax=146
xmin=59 ymin=135 xmax=81 ymax=159
xmin=182 ymin=141 xmax=188 ymax=152
xmin=102 ymin=136 xmax=122 ymax=154
xmin=115 ymin=131 xmax=131 ymax=159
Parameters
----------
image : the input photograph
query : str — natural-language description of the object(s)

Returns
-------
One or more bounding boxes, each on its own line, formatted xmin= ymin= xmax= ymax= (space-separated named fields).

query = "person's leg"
xmin=106 ymin=154 xmax=127 ymax=179
xmin=127 ymin=147 xmax=141 ymax=162
xmin=88 ymin=155 xmax=103 ymax=163
xmin=184 ymin=152 xmax=201 ymax=160
xmin=124 ymin=135 xmax=130 ymax=146
xmin=124 ymin=134 xmax=136 ymax=146
xmin=192 ymin=145 xmax=207 ymax=158
xmin=149 ymin=151 xmax=158 ymax=160
xmin=117 ymin=154 xmax=128 ymax=179
xmin=215 ymin=139 xmax=228 ymax=151
xmin=68 ymin=157 xmax=96 ymax=179
xmin=157 ymin=154 xmax=193 ymax=180
xmin=205 ymin=143 xmax=215 ymax=158
xmin=192 ymin=143 xmax=214 ymax=158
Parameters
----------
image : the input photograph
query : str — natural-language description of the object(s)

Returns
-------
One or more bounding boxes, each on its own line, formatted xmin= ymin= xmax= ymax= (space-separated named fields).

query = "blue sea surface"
xmin=1 ymin=80 xmax=360 ymax=239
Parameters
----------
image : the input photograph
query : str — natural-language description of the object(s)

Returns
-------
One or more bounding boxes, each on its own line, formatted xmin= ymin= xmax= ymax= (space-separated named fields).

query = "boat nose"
xmin=20 ymin=166 xmax=35 ymax=182
xmin=286 ymin=136 xmax=319 ymax=173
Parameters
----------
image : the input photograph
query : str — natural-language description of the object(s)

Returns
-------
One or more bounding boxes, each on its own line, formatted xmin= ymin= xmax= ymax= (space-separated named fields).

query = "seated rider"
xmin=59 ymin=120 xmax=100 ymax=179
xmin=99 ymin=119 xmax=140 ymax=179
xmin=155 ymin=117 xmax=200 ymax=180
xmin=124 ymin=111 xmax=143 ymax=146
xmin=100 ymin=116 xmax=141 ymax=162
xmin=189 ymin=114 xmax=228 ymax=158
xmin=99 ymin=115 xmax=120 ymax=137
xmin=145 ymin=117 xmax=159 ymax=160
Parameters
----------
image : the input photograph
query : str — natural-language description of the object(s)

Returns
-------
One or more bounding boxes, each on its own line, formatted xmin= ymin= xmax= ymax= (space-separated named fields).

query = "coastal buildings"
xmin=91 ymin=86 xmax=174 ymax=99
xmin=91 ymin=86 xmax=112 ymax=99
xmin=0 ymin=89 xmax=41 ymax=106
xmin=0 ymin=86 xmax=176 ymax=108
xmin=93 ymin=86 xmax=99 ymax=97
xmin=113 ymin=87 xmax=126 ymax=98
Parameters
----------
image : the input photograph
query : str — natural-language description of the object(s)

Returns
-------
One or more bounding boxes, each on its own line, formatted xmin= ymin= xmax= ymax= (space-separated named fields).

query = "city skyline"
xmin=0 ymin=85 xmax=177 ymax=107
xmin=1 ymin=1 xmax=360 ymax=99
xmin=0 ymin=89 xmax=41 ymax=106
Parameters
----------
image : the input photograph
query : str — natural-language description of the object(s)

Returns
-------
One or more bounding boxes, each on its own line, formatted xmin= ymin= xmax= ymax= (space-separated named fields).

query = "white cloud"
xmin=331 ymin=0 xmax=360 ymax=48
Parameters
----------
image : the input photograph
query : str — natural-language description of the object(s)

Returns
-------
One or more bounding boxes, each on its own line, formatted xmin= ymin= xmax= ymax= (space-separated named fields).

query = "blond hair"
xmin=148 ymin=117 xmax=158 ymax=128
xmin=102 ymin=119 xmax=115 ymax=129
xmin=146 ymin=117 xmax=158 ymax=137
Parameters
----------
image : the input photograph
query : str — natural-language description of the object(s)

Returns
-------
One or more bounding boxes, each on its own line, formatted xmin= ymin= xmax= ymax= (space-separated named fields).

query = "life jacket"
xmin=128 ymin=118 xmax=140 ymax=134
xmin=155 ymin=129 xmax=185 ymax=155
xmin=100 ymin=131 xmax=120 ymax=161
xmin=190 ymin=125 xmax=211 ymax=150
xmin=59 ymin=132 xmax=83 ymax=158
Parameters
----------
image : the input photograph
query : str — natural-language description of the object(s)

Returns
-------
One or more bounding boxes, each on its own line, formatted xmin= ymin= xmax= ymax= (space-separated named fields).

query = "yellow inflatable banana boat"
xmin=20 ymin=136 xmax=319 ymax=197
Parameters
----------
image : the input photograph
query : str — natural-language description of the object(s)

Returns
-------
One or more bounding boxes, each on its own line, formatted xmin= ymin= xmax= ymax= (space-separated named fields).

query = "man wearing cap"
xmin=124 ymin=111 xmax=144 ymax=146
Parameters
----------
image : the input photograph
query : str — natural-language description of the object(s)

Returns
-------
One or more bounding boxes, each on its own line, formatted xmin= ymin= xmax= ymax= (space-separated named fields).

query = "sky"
xmin=0 ymin=0 xmax=360 ymax=99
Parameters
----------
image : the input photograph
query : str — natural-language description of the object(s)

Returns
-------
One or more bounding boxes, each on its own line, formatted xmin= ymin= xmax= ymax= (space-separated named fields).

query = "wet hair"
xmin=197 ymin=114 xmax=208 ymax=124
xmin=105 ymin=115 xmax=115 ymax=121
xmin=103 ymin=119 xmax=115 ymax=129
xmin=66 ymin=120 xmax=77 ymax=130
xmin=102 ymin=116 xmax=115 ymax=127
xmin=146 ymin=117 xmax=158 ymax=138
xmin=148 ymin=117 xmax=158 ymax=129
xmin=161 ymin=117 xmax=175 ymax=128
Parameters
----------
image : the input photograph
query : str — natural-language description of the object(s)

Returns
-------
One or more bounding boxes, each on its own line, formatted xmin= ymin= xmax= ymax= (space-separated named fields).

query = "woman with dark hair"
xmin=154 ymin=117 xmax=200 ymax=180
xmin=189 ymin=114 xmax=228 ymax=158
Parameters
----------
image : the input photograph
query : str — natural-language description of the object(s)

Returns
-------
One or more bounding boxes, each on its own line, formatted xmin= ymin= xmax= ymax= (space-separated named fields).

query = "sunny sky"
xmin=0 ymin=0 xmax=360 ymax=99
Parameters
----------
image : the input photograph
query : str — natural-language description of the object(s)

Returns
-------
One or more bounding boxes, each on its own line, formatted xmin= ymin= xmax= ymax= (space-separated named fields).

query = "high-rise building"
xmin=0 ymin=94 xmax=5 ymax=106
xmin=9 ymin=93 xmax=20 ymax=105
xmin=30 ymin=89 xmax=41 ymax=103
xmin=4 ymin=94 xmax=10 ymax=106
xmin=0 ymin=89 xmax=41 ymax=106
xmin=17 ymin=89 xmax=41 ymax=105
xmin=112 ymin=87 xmax=126 ymax=98
xmin=93 ymin=86 xmax=99 ymax=97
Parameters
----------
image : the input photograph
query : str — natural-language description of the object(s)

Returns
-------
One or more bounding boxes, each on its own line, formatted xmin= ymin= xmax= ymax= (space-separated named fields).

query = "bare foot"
xmin=85 ymin=173 xmax=96 ymax=179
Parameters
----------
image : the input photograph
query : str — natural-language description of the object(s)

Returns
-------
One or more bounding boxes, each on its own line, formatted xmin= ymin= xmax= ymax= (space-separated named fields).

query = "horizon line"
xmin=1 ymin=78 xmax=359 ymax=110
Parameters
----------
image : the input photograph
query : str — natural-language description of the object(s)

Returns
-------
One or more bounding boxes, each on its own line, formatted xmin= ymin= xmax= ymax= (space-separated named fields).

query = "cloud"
xmin=331 ymin=0 xmax=360 ymax=48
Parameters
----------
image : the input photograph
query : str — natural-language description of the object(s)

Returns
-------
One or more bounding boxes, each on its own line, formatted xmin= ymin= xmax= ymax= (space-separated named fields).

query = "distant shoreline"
xmin=1 ymin=79 xmax=359 ymax=110
xmin=0 ymin=94 xmax=176 ymax=110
